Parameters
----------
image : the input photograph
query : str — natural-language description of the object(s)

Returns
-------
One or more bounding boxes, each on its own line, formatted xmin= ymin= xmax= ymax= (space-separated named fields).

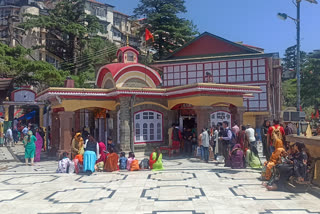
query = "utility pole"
xmin=7 ymin=14 xmax=19 ymax=47
xmin=296 ymin=0 xmax=301 ymax=112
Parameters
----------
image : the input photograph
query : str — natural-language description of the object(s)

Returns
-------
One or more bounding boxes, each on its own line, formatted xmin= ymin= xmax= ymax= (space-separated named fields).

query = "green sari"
xmin=152 ymin=152 xmax=164 ymax=171
xmin=23 ymin=135 xmax=36 ymax=159
xmin=246 ymin=149 xmax=262 ymax=169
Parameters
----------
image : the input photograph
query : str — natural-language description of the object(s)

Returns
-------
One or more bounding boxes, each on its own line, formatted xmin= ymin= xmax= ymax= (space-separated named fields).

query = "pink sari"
xmin=34 ymin=132 xmax=43 ymax=162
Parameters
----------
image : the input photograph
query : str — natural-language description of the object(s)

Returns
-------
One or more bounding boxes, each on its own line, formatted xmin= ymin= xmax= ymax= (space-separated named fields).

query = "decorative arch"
xmin=53 ymin=100 xmax=117 ymax=112
xmin=116 ymin=71 xmax=156 ymax=88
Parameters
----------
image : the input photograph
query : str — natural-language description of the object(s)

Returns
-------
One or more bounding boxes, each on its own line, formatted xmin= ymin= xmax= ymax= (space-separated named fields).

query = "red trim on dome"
xmin=116 ymin=47 xmax=139 ymax=57
xmin=96 ymin=63 xmax=162 ymax=88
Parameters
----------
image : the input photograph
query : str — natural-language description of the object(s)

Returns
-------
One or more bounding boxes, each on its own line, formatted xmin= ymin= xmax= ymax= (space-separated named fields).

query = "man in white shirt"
xmin=245 ymin=124 xmax=256 ymax=150
xmin=201 ymin=128 xmax=210 ymax=163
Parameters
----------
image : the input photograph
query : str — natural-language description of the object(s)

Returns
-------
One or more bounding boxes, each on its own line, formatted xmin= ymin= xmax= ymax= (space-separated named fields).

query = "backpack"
xmin=271 ymin=126 xmax=282 ymax=143
xmin=227 ymin=128 xmax=237 ymax=145
xmin=139 ymin=158 xmax=149 ymax=169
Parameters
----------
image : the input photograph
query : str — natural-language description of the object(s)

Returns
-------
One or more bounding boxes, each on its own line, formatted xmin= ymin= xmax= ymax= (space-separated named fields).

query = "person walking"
xmin=12 ymin=126 xmax=19 ymax=145
xmin=5 ymin=127 xmax=13 ymax=147
xmin=34 ymin=128 xmax=43 ymax=162
xmin=23 ymin=131 xmax=36 ymax=166
xmin=201 ymin=128 xmax=210 ymax=163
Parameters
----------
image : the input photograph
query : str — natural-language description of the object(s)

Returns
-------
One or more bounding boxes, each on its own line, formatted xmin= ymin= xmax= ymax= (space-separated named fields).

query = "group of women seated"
xmin=56 ymin=133 xmax=163 ymax=174
xmin=262 ymin=140 xmax=309 ymax=191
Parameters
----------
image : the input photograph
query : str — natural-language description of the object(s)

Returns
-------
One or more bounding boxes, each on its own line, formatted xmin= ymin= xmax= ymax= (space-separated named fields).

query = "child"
xmin=57 ymin=152 xmax=74 ymax=173
xmin=127 ymin=152 xmax=135 ymax=171
xmin=119 ymin=152 xmax=127 ymax=170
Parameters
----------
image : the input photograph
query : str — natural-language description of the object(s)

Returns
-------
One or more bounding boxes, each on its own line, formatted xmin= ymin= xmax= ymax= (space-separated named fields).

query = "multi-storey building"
xmin=152 ymin=32 xmax=282 ymax=128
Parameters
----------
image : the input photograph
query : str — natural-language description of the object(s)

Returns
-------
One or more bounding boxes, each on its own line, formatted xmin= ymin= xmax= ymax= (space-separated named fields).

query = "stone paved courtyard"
xmin=0 ymin=146 xmax=319 ymax=214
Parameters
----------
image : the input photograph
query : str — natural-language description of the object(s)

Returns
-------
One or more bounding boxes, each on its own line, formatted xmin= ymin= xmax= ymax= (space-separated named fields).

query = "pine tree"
xmin=134 ymin=0 xmax=198 ymax=59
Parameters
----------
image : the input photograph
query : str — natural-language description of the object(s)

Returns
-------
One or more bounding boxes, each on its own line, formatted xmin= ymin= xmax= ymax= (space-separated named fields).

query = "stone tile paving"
xmin=0 ymin=145 xmax=319 ymax=214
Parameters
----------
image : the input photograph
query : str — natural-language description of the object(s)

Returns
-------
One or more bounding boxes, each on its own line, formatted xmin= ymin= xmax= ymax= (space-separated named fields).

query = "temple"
xmin=32 ymin=32 xmax=281 ymax=155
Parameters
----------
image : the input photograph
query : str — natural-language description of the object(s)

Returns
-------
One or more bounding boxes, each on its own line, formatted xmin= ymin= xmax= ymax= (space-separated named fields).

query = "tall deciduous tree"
xmin=134 ymin=0 xmax=198 ymax=59
xmin=0 ymin=43 xmax=68 ymax=91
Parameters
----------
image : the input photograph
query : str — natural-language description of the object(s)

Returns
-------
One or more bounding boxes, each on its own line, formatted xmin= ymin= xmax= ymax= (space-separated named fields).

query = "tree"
xmin=301 ymin=50 xmax=320 ymax=110
xmin=0 ymin=43 xmax=68 ymax=91
xmin=282 ymin=78 xmax=297 ymax=108
xmin=20 ymin=0 xmax=103 ymax=75
xmin=134 ymin=0 xmax=198 ymax=59
xmin=282 ymin=45 xmax=307 ymax=80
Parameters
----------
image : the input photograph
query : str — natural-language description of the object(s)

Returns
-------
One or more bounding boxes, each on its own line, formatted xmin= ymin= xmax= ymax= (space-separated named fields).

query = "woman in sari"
xmin=71 ymin=133 xmax=84 ymax=159
xmin=104 ymin=148 xmax=119 ymax=172
xmin=149 ymin=148 xmax=156 ymax=169
xmin=23 ymin=131 xmax=36 ymax=166
xmin=34 ymin=128 xmax=43 ymax=162
xmin=95 ymin=142 xmax=107 ymax=171
xmin=151 ymin=147 xmax=164 ymax=171
xmin=263 ymin=139 xmax=285 ymax=180
xmin=83 ymin=135 xmax=99 ymax=174
xmin=245 ymin=142 xmax=262 ymax=169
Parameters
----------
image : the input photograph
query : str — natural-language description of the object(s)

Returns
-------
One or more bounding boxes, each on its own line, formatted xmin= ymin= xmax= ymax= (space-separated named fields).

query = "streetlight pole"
xmin=296 ymin=0 xmax=301 ymax=113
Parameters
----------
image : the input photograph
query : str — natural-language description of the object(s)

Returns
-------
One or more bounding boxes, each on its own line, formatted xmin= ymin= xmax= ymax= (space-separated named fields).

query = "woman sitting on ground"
xmin=266 ymin=142 xmax=309 ymax=191
xmin=245 ymin=141 xmax=262 ymax=169
xmin=127 ymin=152 xmax=135 ymax=171
xmin=95 ymin=142 xmax=107 ymax=172
xmin=230 ymin=144 xmax=245 ymax=169
xmin=149 ymin=148 xmax=156 ymax=169
xmin=151 ymin=147 xmax=164 ymax=171
xmin=104 ymin=148 xmax=119 ymax=172
xmin=263 ymin=139 xmax=285 ymax=180
xmin=83 ymin=135 xmax=99 ymax=174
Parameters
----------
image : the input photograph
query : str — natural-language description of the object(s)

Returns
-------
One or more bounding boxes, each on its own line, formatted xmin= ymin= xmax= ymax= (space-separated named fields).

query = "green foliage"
xmin=282 ymin=45 xmax=307 ymax=80
xmin=0 ymin=43 xmax=68 ymax=90
xmin=134 ymin=0 xmax=198 ymax=59
xmin=301 ymin=50 xmax=320 ymax=109
xmin=20 ymin=0 xmax=103 ymax=75
xmin=282 ymin=78 xmax=297 ymax=108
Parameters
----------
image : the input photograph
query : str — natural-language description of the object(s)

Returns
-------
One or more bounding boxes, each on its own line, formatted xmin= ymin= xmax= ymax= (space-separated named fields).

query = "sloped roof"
xmin=166 ymin=32 xmax=261 ymax=60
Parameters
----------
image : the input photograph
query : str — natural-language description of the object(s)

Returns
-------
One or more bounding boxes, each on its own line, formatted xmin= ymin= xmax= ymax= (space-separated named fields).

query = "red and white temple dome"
xmin=96 ymin=46 xmax=162 ymax=89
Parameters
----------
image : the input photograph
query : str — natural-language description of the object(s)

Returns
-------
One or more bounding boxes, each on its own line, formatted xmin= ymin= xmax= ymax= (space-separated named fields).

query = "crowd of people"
xmin=56 ymin=132 xmax=164 ymax=174
xmin=4 ymin=120 xmax=45 ymax=166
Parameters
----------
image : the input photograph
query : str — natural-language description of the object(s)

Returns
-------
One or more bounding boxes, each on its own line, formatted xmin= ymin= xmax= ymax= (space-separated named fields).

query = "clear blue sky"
xmin=104 ymin=0 xmax=319 ymax=56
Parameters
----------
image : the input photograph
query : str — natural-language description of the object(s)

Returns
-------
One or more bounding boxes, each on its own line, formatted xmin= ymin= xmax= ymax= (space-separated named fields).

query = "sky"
xmin=103 ymin=0 xmax=320 ymax=56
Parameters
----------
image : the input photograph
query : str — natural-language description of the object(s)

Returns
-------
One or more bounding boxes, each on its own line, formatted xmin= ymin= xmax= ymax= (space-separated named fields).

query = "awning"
xmin=0 ymin=78 xmax=13 ymax=91
xmin=18 ymin=110 xmax=36 ymax=120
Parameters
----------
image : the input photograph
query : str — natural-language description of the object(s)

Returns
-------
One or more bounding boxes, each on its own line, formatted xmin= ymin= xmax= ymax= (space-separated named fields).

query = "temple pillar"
xmin=194 ymin=106 xmax=212 ymax=135
xmin=4 ymin=105 xmax=9 ymax=121
xmin=235 ymin=107 xmax=246 ymax=127
xmin=74 ymin=110 xmax=80 ymax=132
xmin=119 ymin=97 xmax=131 ymax=151
xmin=57 ymin=111 xmax=74 ymax=157
xmin=39 ymin=105 xmax=44 ymax=127
xmin=51 ymin=112 xmax=60 ymax=153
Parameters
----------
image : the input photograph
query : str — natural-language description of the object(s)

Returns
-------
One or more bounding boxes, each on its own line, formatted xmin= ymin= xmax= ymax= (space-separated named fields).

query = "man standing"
xmin=201 ymin=128 xmax=210 ymax=163
xmin=245 ymin=124 xmax=256 ymax=151
xmin=183 ymin=128 xmax=193 ymax=156
xmin=219 ymin=121 xmax=233 ymax=167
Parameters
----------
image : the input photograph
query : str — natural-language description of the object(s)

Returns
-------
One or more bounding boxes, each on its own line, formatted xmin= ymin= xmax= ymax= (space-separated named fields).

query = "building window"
xmin=95 ymin=7 xmax=105 ymax=17
xmin=134 ymin=110 xmax=163 ymax=143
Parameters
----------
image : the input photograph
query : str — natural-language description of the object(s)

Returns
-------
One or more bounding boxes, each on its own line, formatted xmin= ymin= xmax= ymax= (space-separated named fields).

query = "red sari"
xmin=149 ymin=152 xmax=156 ymax=169
xmin=104 ymin=153 xmax=119 ymax=172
